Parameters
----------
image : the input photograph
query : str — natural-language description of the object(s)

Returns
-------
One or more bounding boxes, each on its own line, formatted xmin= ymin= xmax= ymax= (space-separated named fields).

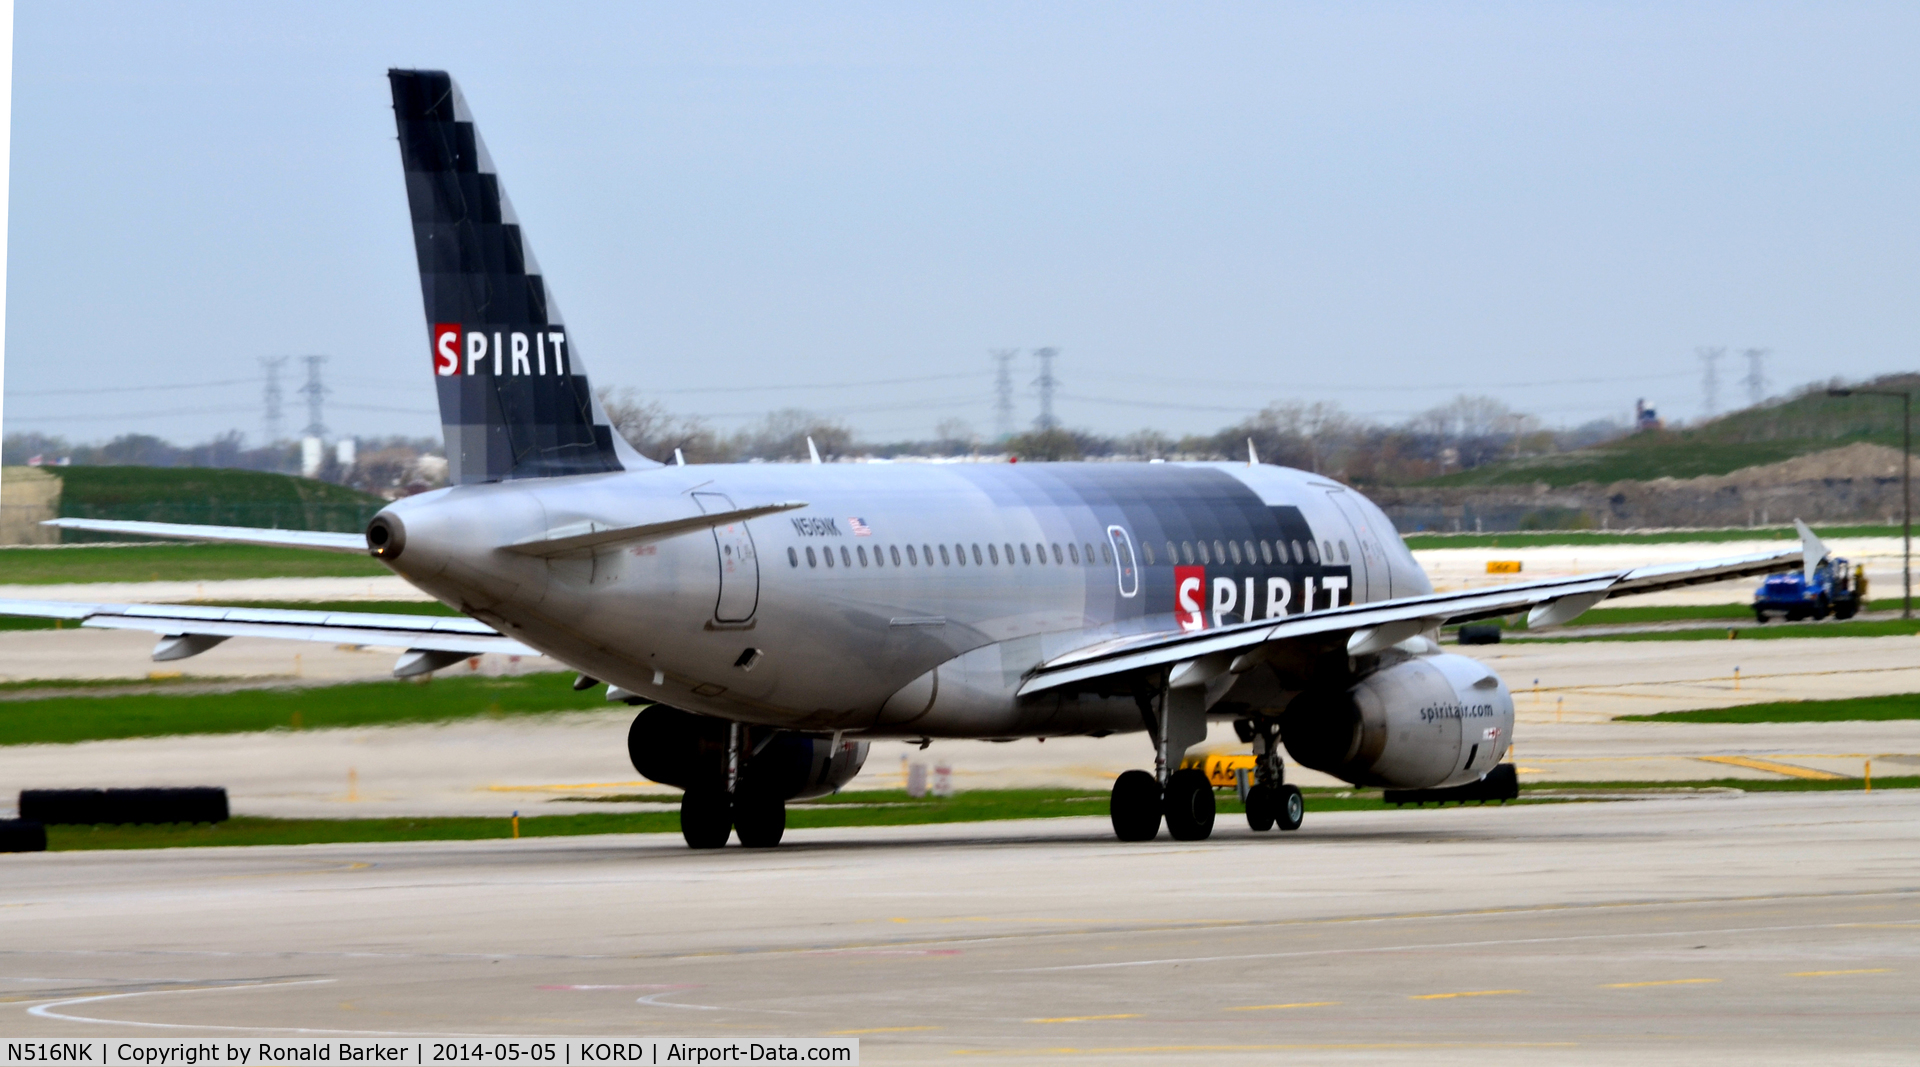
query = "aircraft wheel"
xmin=679 ymin=788 xmax=732 ymax=849
xmin=732 ymin=789 xmax=786 ymax=849
xmin=1276 ymin=784 xmax=1305 ymax=832
xmin=1109 ymin=770 xmax=1162 ymax=842
xmin=1163 ymin=769 xmax=1216 ymax=841
xmin=1244 ymin=783 xmax=1277 ymax=832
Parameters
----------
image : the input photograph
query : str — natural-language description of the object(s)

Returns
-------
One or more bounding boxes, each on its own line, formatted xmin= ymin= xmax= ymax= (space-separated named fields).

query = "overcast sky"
xmin=5 ymin=2 xmax=1917 ymax=447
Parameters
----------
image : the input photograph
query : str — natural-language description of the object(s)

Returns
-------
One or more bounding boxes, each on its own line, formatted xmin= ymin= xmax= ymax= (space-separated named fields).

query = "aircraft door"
xmin=693 ymin=492 xmax=760 ymax=623
xmin=1325 ymin=490 xmax=1392 ymax=602
xmin=1106 ymin=525 xmax=1139 ymax=598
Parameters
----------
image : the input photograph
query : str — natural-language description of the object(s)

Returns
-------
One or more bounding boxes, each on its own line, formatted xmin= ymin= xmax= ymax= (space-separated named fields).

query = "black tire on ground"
xmin=1110 ymin=769 xmax=1163 ymax=842
xmin=1834 ymin=599 xmax=1857 ymax=620
xmin=732 ymin=790 xmax=786 ymax=848
xmin=1275 ymin=784 xmax=1305 ymax=832
xmin=1163 ymin=768 xmax=1216 ymax=841
xmin=1753 ymin=608 xmax=1768 ymax=623
xmin=1785 ymin=609 xmax=1805 ymax=622
xmin=679 ymin=788 xmax=732 ymax=849
xmin=1244 ymin=784 xmax=1277 ymax=832
xmin=0 ymin=819 xmax=46 ymax=852
xmin=1815 ymin=595 xmax=1831 ymax=620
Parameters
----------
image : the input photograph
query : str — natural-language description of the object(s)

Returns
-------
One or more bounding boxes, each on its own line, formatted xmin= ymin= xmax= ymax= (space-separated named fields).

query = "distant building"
xmin=1635 ymin=399 xmax=1663 ymax=432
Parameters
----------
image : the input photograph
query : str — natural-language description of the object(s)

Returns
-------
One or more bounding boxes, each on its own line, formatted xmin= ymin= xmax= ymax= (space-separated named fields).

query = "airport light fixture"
xmin=1827 ymin=387 xmax=1911 ymax=619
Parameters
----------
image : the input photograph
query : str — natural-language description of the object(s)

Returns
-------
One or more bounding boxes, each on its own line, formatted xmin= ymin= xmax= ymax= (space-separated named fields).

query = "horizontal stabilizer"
xmin=0 ymin=599 xmax=536 ymax=658
xmin=42 ymin=519 xmax=368 ymax=554
xmin=504 ymin=501 xmax=807 ymax=557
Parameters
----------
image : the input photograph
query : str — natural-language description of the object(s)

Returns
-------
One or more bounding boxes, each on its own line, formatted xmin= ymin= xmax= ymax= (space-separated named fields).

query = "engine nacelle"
xmin=626 ymin=705 xmax=868 ymax=801
xmin=1280 ymin=653 xmax=1513 ymax=790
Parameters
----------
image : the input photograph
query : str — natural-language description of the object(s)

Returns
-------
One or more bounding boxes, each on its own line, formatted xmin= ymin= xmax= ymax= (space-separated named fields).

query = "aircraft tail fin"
xmin=387 ymin=69 xmax=651 ymax=484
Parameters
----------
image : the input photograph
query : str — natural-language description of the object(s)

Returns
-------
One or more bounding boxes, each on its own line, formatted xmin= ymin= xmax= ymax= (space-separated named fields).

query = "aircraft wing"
xmin=0 ymin=599 xmax=539 ymax=675
xmin=1019 ymin=537 xmax=1814 ymax=697
xmin=43 ymin=518 xmax=368 ymax=553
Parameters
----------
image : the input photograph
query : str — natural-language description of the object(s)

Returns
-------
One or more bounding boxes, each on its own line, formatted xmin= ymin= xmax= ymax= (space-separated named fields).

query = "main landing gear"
xmin=679 ymin=724 xmax=788 ymax=850
xmin=1108 ymin=690 xmax=1305 ymax=842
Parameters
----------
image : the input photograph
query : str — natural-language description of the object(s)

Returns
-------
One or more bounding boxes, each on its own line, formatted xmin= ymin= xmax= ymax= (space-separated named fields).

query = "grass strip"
xmin=1403 ymin=525 xmax=1896 ymax=550
xmin=39 ymin=778 xmax=1918 ymax=852
xmin=1520 ymin=618 xmax=1920 ymax=643
xmin=0 ymin=671 xmax=607 ymax=746
xmin=1616 ymin=694 xmax=1920 ymax=723
xmin=0 ymin=543 xmax=389 ymax=585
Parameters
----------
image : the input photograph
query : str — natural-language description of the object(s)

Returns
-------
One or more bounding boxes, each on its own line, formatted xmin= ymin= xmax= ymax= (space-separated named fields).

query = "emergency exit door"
xmin=693 ymin=492 xmax=760 ymax=623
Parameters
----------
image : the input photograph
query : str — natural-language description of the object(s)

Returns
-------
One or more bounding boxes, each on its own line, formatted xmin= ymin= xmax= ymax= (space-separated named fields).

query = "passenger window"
xmin=857 ymin=545 xmax=868 ymax=566
xmin=907 ymin=545 xmax=918 ymax=565
xmin=939 ymin=545 xmax=951 ymax=565
xmin=1036 ymin=542 xmax=1047 ymax=564
xmin=1181 ymin=541 xmax=1194 ymax=565
xmin=955 ymin=543 xmax=966 ymax=566
xmin=1245 ymin=540 xmax=1256 ymax=562
xmin=1291 ymin=539 xmax=1304 ymax=563
xmin=890 ymin=545 xmax=902 ymax=566
xmin=989 ymin=543 xmax=1000 ymax=565
xmin=1213 ymin=540 xmax=1226 ymax=564
xmin=1339 ymin=540 xmax=1350 ymax=562
xmin=1166 ymin=541 xmax=1178 ymax=564
xmin=1068 ymin=543 xmax=1079 ymax=564
xmin=824 ymin=546 xmax=835 ymax=568
xmin=806 ymin=546 xmax=817 ymax=568
xmin=1307 ymin=541 xmax=1320 ymax=563
xmin=924 ymin=544 xmax=934 ymax=565
xmin=1103 ymin=542 xmax=1114 ymax=564
xmin=1052 ymin=543 xmax=1063 ymax=564
xmin=1140 ymin=541 xmax=1154 ymax=565
xmin=973 ymin=544 xmax=984 ymax=565
xmin=1021 ymin=543 xmax=1032 ymax=564
xmin=1323 ymin=540 xmax=1332 ymax=561
xmin=837 ymin=546 xmax=848 ymax=567
xmin=1004 ymin=542 xmax=1015 ymax=564
xmin=1228 ymin=540 xmax=1242 ymax=564
xmin=1198 ymin=542 xmax=1210 ymax=565
xmin=1259 ymin=540 xmax=1273 ymax=564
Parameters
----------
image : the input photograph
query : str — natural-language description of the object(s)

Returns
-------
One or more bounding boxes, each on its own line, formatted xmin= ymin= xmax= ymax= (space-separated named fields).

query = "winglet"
xmin=1793 ymin=518 xmax=1829 ymax=581
xmin=807 ymin=437 xmax=823 ymax=465
xmin=1247 ymin=438 xmax=1259 ymax=467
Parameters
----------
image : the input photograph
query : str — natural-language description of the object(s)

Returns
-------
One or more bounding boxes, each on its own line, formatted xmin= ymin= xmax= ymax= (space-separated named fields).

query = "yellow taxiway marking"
xmin=1226 ymin=1001 xmax=1339 ymax=1011
xmin=1788 ymin=968 xmax=1893 ymax=977
xmin=1029 ymin=1014 xmax=1141 ymax=1023
xmin=1409 ymin=989 xmax=1524 ymax=1000
xmin=487 ymin=781 xmax=657 ymax=793
xmin=828 ymin=1026 xmax=940 ymax=1034
xmin=1696 ymin=755 xmax=1845 ymax=780
xmin=1602 ymin=978 xmax=1720 ymax=988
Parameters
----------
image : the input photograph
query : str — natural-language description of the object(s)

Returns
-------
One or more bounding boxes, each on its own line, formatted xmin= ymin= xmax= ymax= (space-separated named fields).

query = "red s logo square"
xmin=433 ymin=324 xmax=462 ymax=376
xmin=1175 ymin=565 xmax=1206 ymax=631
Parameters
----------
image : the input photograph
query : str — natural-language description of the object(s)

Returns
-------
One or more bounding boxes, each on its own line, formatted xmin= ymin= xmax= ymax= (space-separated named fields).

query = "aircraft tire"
xmin=1244 ymin=784 xmax=1277 ymax=832
xmin=1110 ymin=770 xmax=1162 ymax=842
xmin=1163 ymin=769 xmax=1215 ymax=841
xmin=1276 ymin=784 xmax=1305 ymax=832
xmin=733 ymin=789 xmax=786 ymax=848
xmin=679 ymin=788 xmax=732 ymax=849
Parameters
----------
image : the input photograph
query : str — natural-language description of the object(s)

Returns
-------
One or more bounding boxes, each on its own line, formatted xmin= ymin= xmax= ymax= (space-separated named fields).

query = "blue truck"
xmin=1753 ymin=557 xmax=1865 ymax=622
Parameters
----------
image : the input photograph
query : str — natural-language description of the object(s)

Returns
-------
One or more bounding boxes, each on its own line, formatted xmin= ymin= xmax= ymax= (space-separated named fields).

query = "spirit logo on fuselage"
xmin=433 ymin=323 xmax=574 ymax=377
xmin=1174 ymin=565 xmax=1350 ymax=632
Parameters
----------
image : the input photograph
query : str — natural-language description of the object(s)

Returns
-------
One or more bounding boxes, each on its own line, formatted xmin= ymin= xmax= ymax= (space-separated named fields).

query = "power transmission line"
xmin=260 ymin=356 xmax=289 ymax=444
xmin=1696 ymin=346 xmax=1726 ymax=417
xmin=989 ymin=349 xmax=1018 ymax=440
xmin=1032 ymin=347 xmax=1059 ymax=431
xmin=299 ymin=355 xmax=329 ymax=438
xmin=1741 ymin=347 xmax=1770 ymax=407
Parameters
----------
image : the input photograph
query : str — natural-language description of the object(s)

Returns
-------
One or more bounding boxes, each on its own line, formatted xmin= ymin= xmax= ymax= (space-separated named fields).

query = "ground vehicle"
xmin=1754 ymin=557 xmax=1864 ymax=621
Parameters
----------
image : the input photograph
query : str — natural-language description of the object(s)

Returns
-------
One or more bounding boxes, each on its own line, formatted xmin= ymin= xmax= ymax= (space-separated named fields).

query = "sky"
xmin=4 ymin=2 xmax=1917 ymax=448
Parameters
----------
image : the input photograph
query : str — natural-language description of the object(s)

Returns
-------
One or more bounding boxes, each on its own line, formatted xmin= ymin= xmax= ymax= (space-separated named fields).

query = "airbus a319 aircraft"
xmin=3 ymin=70 xmax=1824 ymax=849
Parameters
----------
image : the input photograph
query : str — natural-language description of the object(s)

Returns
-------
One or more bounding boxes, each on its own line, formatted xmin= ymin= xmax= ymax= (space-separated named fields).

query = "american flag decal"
xmin=848 ymin=517 xmax=872 ymax=536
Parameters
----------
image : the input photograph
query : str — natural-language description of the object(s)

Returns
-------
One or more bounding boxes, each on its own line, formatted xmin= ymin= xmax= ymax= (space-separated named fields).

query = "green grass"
xmin=0 ymin=543 xmax=389 ymax=584
xmin=1616 ymin=694 xmax=1920 ymax=723
xmin=0 ymin=672 xmax=607 ymax=746
xmin=53 ymin=466 xmax=387 ymax=539
xmin=1403 ymin=524 xmax=1898 ymax=549
xmin=37 ymin=777 xmax=1916 ymax=851
xmin=1522 ymin=617 xmax=1920 ymax=643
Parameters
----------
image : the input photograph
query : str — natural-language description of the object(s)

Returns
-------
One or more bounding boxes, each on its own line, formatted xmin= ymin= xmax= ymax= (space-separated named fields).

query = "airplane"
xmin=0 ymin=70 xmax=1824 ymax=849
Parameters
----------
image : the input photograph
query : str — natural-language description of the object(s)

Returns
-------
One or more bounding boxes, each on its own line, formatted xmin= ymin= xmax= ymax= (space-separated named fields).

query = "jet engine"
xmin=626 ymin=705 xmax=868 ymax=801
xmin=1279 ymin=653 xmax=1513 ymax=790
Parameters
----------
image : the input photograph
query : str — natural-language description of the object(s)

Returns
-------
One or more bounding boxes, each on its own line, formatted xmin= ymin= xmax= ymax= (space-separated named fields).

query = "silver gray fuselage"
xmin=377 ymin=460 xmax=1431 ymax=739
